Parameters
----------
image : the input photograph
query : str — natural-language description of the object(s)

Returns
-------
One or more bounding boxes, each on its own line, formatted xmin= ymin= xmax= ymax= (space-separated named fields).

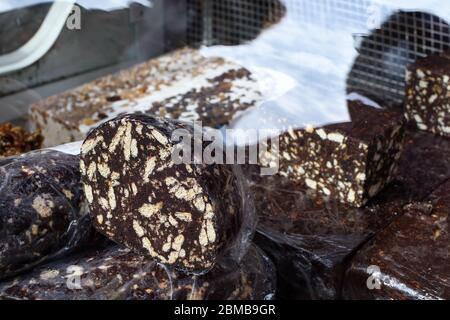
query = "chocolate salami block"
xmin=246 ymin=171 xmax=410 ymax=300
xmin=80 ymin=114 xmax=254 ymax=273
xmin=0 ymin=150 xmax=92 ymax=279
xmin=30 ymin=48 xmax=262 ymax=147
xmin=0 ymin=244 xmax=275 ymax=300
xmin=270 ymin=103 xmax=405 ymax=207
xmin=342 ymin=180 xmax=450 ymax=300
xmin=405 ymin=51 xmax=450 ymax=136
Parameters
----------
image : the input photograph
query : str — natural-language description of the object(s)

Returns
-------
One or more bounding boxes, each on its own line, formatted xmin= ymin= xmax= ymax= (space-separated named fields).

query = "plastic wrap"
xmin=80 ymin=114 xmax=257 ymax=274
xmin=0 ymin=244 xmax=275 ymax=300
xmin=342 ymin=180 xmax=450 ymax=300
xmin=251 ymin=178 xmax=407 ymax=299
xmin=0 ymin=148 xmax=95 ymax=280
xmin=245 ymin=124 xmax=450 ymax=299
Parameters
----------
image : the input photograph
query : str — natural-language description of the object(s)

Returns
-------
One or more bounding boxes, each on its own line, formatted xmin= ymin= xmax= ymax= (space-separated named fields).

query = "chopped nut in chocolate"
xmin=405 ymin=50 xmax=450 ymax=136
xmin=268 ymin=102 xmax=405 ymax=207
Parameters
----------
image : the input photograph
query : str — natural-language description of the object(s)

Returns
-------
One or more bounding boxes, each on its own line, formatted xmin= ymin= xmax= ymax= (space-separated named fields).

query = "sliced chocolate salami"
xmin=80 ymin=114 xmax=254 ymax=273
xmin=0 ymin=244 xmax=275 ymax=300
xmin=405 ymin=50 xmax=450 ymax=136
xmin=266 ymin=102 xmax=406 ymax=207
xmin=0 ymin=150 xmax=92 ymax=279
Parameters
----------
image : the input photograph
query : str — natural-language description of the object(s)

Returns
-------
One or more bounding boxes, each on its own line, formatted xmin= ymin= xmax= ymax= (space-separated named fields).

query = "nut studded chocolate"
xmin=270 ymin=102 xmax=405 ymax=207
xmin=0 ymin=244 xmax=275 ymax=300
xmin=342 ymin=180 xmax=450 ymax=300
xmin=0 ymin=150 xmax=90 ymax=279
xmin=80 ymin=114 xmax=248 ymax=273
xmin=30 ymin=48 xmax=262 ymax=147
xmin=405 ymin=51 xmax=450 ymax=136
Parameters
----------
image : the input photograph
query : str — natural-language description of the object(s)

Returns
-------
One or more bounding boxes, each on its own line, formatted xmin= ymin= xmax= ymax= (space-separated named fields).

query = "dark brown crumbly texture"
xmin=0 ymin=150 xmax=91 ymax=280
xmin=271 ymin=102 xmax=405 ymax=207
xmin=0 ymin=123 xmax=43 ymax=157
xmin=247 ymin=169 xmax=409 ymax=300
xmin=394 ymin=128 xmax=450 ymax=200
xmin=80 ymin=114 xmax=246 ymax=273
xmin=405 ymin=50 xmax=450 ymax=136
xmin=146 ymin=68 xmax=257 ymax=127
xmin=0 ymin=244 xmax=276 ymax=300
xmin=342 ymin=180 xmax=450 ymax=300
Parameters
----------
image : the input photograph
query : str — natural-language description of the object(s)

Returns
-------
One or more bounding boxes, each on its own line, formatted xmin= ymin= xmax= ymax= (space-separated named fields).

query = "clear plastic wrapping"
xmin=0 ymin=244 xmax=275 ymax=300
xmin=244 ymin=163 xmax=418 ymax=299
xmin=0 ymin=149 xmax=96 ymax=280
xmin=245 ymin=125 xmax=450 ymax=299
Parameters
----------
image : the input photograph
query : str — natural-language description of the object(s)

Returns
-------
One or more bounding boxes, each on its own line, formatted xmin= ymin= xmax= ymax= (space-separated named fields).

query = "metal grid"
xmin=348 ymin=9 xmax=450 ymax=106
xmin=186 ymin=0 xmax=450 ymax=105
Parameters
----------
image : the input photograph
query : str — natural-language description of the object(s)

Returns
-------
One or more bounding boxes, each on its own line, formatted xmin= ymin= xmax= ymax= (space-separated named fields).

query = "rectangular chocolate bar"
xmin=0 ymin=244 xmax=275 ymax=300
xmin=0 ymin=150 xmax=94 ymax=279
xmin=405 ymin=50 xmax=450 ymax=136
xmin=269 ymin=102 xmax=405 ymax=207
xmin=342 ymin=180 xmax=450 ymax=300
xmin=30 ymin=48 xmax=262 ymax=147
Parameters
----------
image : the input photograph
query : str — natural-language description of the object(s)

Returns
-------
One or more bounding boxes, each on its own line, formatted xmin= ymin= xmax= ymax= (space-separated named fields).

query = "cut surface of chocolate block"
xmin=0 ymin=150 xmax=92 ymax=279
xmin=395 ymin=129 xmax=450 ymax=200
xmin=30 ymin=48 xmax=262 ymax=147
xmin=0 ymin=123 xmax=43 ymax=157
xmin=271 ymin=102 xmax=405 ymax=207
xmin=244 ymin=167 xmax=410 ymax=299
xmin=80 ymin=114 xmax=254 ymax=273
xmin=0 ymin=244 xmax=275 ymax=300
xmin=342 ymin=180 xmax=450 ymax=300
xmin=405 ymin=51 xmax=450 ymax=136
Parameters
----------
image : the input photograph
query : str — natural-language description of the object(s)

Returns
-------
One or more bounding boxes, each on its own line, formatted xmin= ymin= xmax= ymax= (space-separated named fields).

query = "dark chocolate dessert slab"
xmin=0 ymin=244 xmax=275 ymax=300
xmin=342 ymin=180 xmax=450 ymax=300
xmin=395 ymin=129 xmax=450 ymax=200
xmin=80 ymin=114 xmax=253 ymax=274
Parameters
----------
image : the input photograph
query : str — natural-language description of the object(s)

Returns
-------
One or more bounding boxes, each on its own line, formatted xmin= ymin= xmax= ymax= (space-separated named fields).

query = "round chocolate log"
xmin=80 ymin=114 xmax=250 ymax=273
xmin=0 ymin=150 xmax=90 ymax=279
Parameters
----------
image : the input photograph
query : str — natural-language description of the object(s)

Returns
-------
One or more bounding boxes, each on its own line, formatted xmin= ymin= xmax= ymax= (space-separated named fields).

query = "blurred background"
xmin=1 ymin=0 xmax=449 ymax=127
